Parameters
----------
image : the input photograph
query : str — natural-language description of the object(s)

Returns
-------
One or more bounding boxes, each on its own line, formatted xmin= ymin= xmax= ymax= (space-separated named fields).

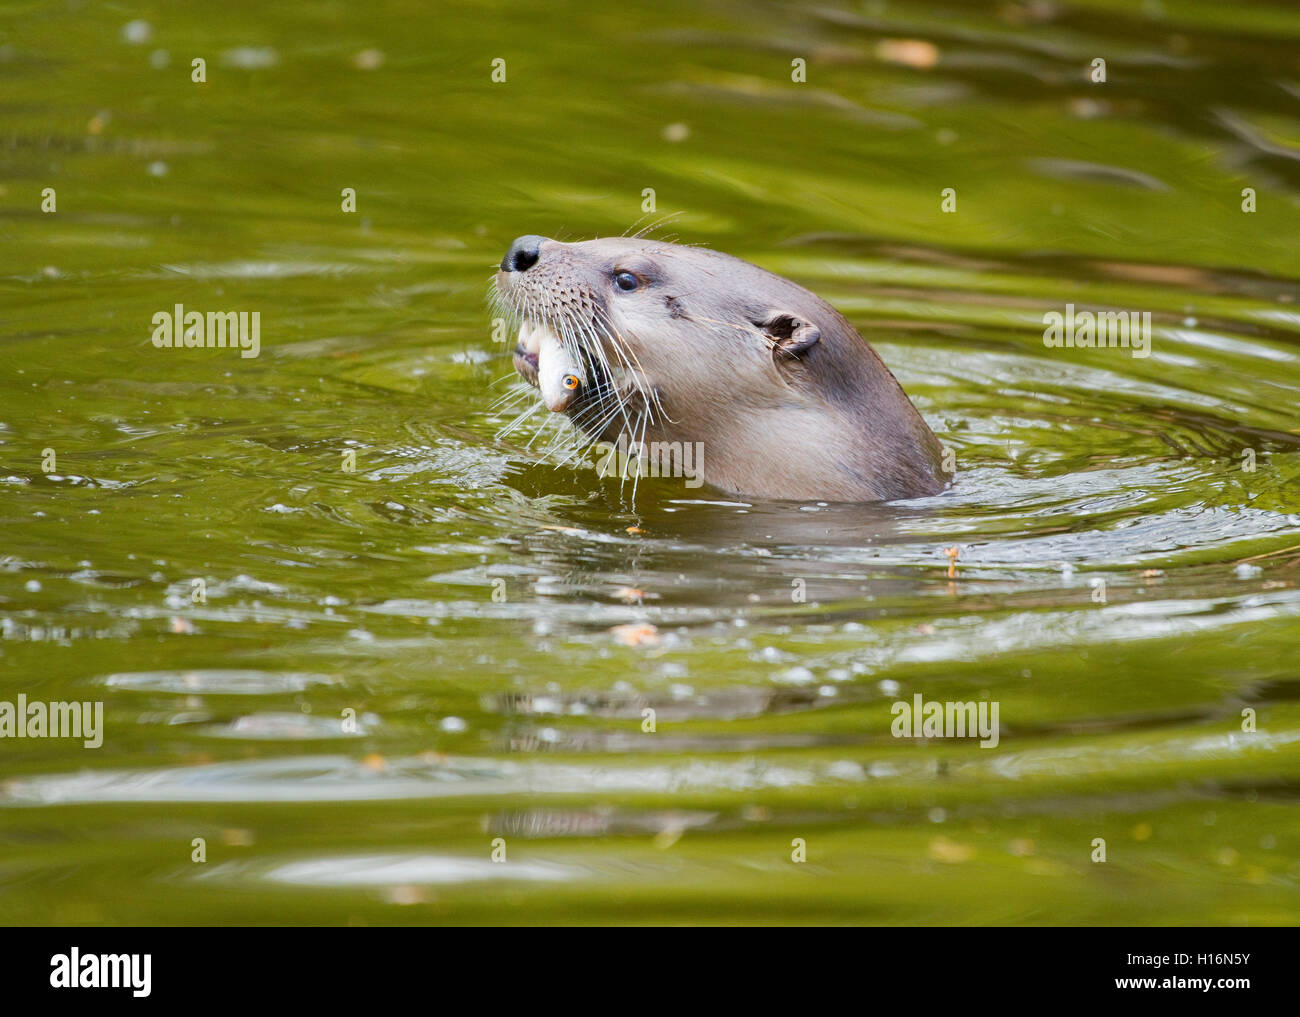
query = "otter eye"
xmin=613 ymin=271 xmax=639 ymax=292
xmin=562 ymin=374 xmax=580 ymax=391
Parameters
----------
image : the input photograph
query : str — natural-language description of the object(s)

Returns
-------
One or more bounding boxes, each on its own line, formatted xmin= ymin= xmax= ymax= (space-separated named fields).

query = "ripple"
xmin=260 ymin=853 xmax=578 ymax=886
xmin=101 ymin=670 xmax=335 ymax=695
xmin=0 ymin=754 xmax=823 ymax=805
xmin=201 ymin=712 xmax=371 ymax=740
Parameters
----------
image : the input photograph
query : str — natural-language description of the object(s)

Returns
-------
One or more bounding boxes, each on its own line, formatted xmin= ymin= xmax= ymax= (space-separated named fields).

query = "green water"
xmin=1 ymin=0 xmax=1298 ymax=925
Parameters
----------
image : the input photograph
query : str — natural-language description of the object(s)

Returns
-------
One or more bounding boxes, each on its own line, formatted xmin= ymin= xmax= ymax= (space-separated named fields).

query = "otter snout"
xmin=499 ymin=236 xmax=587 ymax=413
xmin=501 ymin=234 xmax=546 ymax=273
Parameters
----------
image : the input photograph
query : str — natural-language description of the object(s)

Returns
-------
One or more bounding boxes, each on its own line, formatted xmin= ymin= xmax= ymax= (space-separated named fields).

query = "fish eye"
xmin=562 ymin=374 xmax=581 ymax=391
xmin=613 ymin=271 xmax=639 ymax=292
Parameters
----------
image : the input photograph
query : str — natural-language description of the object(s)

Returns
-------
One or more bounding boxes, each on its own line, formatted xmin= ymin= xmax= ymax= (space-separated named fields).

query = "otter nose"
xmin=501 ymin=235 xmax=545 ymax=273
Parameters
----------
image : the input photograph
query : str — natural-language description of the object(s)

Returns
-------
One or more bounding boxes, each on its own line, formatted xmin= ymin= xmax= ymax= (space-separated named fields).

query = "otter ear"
xmin=757 ymin=310 xmax=820 ymax=360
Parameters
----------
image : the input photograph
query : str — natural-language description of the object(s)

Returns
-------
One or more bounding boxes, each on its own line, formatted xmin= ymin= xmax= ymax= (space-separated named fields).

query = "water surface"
xmin=1 ymin=0 xmax=1298 ymax=924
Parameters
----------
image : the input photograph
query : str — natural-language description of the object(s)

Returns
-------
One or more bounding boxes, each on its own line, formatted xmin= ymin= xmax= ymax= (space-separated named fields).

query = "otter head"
xmin=496 ymin=235 xmax=827 ymax=433
xmin=493 ymin=234 xmax=947 ymax=502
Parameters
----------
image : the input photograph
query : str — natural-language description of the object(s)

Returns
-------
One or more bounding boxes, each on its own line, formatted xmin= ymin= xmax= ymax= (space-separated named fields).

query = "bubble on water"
xmin=221 ymin=46 xmax=279 ymax=69
xmin=827 ymin=760 xmax=864 ymax=781
xmin=928 ymin=807 xmax=947 ymax=823
xmin=149 ymin=49 xmax=170 ymax=69
xmin=1234 ymin=563 xmax=1262 ymax=579
xmin=878 ymin=679 xmax=901 ymax=696
xmin=120 ymin=20 xmax=152 ymax=45
xmin=439 ymin=716 xmax=467 ymax=733
xmin=529 ymin=696 xmax=562 ymax=715
xmin=777 ymin=666 xmax=815 ymax=685
xmin=24 ymin=580 xmax=41 ymax=593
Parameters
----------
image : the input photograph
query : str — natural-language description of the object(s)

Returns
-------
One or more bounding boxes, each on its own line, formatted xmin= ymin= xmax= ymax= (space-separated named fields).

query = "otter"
xmin=494 ymin=234 xmax=947 ymax=502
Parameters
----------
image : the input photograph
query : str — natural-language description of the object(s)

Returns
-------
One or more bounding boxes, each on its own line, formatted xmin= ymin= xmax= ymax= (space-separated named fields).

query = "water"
xmin=1 ymin=0 xmax=1298 ymax=925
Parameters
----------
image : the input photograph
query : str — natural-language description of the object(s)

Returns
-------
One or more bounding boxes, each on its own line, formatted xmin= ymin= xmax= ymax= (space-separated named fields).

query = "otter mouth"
xmin=511 ymin=320 xmax=584 ymax=413
xmin=512 ymin=343 xmax=540 ymax=386
xmin=505 ymin=313 xmax=664 ymax=445
xmin=506 ymin=314 xmax=647 ymax=447
xmin=493 ymin=252 xmax=663 ymax=449
xmin=511 ymin=319 xmax=552 ymax=386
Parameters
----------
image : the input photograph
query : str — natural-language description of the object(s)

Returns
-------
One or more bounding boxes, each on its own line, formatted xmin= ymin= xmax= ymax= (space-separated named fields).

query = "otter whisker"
xmin=557 ymin=308 xmax=638 ymax=440
xmin=591 ymin=311 xmax=666 ymax=426
xmin=626 ymin=405 xmax=651 ymax=504
xmin=565 ymin=398 xmax=627 ymax=458
xmin=487 ymin=371 xmax=526 ymax=392
xmin=623 ymin=211 xmax=684 ymax=241
xmin=488 ymin=392 xmax=535 ymax=421
xmin=522 ymin=407 xmax=569 ymax=451
xmin=580 ymin=309 xmax=646 ymax=413
xmin=486 ymin=379 xmax=537 ymax=413
xmin=497 ymin=400 xmax=547 ymax=440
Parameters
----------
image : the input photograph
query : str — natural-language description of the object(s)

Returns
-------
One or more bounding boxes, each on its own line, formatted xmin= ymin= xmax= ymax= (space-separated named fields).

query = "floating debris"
xmin=944 ymin=546 xmax=961 ymax=579
xmin=610 ymin=623 xmax=659 ymax=647
xmin=928 ymin=836 xmax=975 ymax=863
